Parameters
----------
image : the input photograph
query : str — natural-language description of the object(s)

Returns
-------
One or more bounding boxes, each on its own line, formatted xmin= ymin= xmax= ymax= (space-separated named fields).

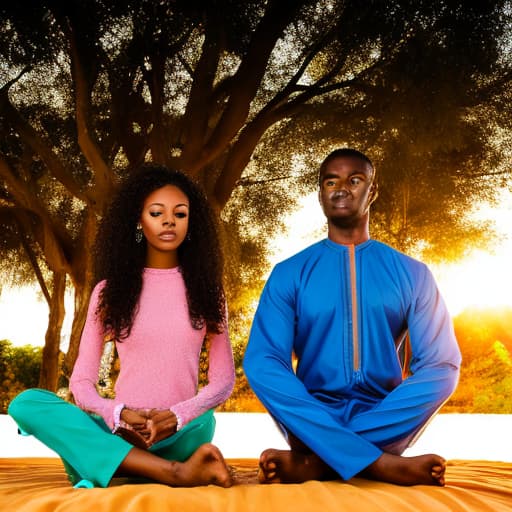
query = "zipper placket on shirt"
xmin=348 ymin=245 xmax=360 ymax=372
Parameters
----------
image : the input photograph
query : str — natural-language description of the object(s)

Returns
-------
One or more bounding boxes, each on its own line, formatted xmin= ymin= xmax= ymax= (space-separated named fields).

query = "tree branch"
xmin=180 ymin=14 xmax=225 ymax=170
xmin=236 ymin=174 xmax=298 ymax=186
xmin=187 ymin=0 xmax=307 ymax=173
xmin=15 ymin=215 xmax=52 ymax=305
xmin=0 ymin=66 xmax=32 ymax=92
xmin=0 ymin=155 xmax=73 ymax=274
xmin=67 ymin=25 xmax=114 ymax=210
xmin=0 ymin=80 xmax=89 ymax=204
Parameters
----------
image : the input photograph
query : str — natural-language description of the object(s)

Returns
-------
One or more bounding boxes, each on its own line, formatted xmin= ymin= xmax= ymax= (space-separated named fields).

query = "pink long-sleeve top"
xmin=69 ymin=267 xmax=235 ymax=430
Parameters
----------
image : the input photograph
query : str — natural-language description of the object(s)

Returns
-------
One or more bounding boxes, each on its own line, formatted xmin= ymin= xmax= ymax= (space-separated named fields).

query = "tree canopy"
xmin=1 ymin=0 xmax=511 ymax=389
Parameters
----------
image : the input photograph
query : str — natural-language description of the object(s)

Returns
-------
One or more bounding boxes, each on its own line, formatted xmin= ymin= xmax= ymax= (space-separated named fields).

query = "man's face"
xmin=319 ymin=156 xmax=375 ymax=227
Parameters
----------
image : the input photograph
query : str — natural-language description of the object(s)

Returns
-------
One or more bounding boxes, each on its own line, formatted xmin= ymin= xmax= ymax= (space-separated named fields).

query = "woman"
xmin=9 ymin=164 xmax=235 ymax=488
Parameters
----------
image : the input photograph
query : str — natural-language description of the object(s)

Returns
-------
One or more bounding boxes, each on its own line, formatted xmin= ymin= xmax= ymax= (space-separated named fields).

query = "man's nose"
xmin=332 ymin=188 xmax=349 ymax=198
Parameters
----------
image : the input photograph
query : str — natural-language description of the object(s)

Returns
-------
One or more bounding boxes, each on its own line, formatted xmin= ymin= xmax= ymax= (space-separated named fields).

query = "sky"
xmin=1 ymin=188 xmax=511 ymax=348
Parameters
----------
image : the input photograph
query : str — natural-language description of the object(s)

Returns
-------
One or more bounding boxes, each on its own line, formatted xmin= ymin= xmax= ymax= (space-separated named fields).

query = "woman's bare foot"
xmin=362 ymin=452 xmax=446 ymax=486
xmin=170 ymin=443 xmax=232 ymax=487
xmin=119 ymin=443 xmax=232 ymax=487
xmin=258 ymin=448 xmax=336 ymax=484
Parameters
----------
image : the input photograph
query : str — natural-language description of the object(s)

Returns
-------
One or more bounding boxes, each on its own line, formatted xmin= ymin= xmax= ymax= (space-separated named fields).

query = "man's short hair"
xmin=318 ymin=148 xmax=374 ymax=186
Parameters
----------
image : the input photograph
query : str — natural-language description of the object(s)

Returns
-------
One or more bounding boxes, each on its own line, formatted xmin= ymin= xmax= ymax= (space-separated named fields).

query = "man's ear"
xmin=368 ymin=181 xmax=379 ymax=205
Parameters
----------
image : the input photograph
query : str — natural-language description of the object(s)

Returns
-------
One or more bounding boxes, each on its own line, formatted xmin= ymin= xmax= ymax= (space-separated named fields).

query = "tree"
xmin=1 ymin=0 xmax=510 ymax=388
xmin=0 ymin=209 xmax=66 ymax=390
xmin=444 ymin=308 xmax=512 ymax=412
xmin=0 ymin=339 xmax=42 ymax=413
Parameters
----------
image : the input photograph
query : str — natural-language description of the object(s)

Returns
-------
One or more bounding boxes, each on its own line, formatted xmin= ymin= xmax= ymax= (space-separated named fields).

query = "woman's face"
xmin=139 ymin=184 xmax=190 ymax=267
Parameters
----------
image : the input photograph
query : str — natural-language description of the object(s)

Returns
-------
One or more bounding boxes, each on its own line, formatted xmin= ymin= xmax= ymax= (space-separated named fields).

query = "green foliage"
xmin=444 ymin=308 xmax=512 ymax=413
xmin=0 ymin=339 xmax=41 ymax=413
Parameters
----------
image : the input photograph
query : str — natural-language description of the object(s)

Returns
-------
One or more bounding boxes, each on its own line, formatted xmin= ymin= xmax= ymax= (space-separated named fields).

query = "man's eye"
xmin=325 ymin=180 xmax=336 ymax=187
xmin=351 ymin=178 xmax=362 ymax=185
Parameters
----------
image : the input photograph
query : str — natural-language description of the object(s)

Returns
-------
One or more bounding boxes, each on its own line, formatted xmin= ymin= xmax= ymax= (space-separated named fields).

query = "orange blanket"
xmin=1 ymin=458 xmax=511 ymax=511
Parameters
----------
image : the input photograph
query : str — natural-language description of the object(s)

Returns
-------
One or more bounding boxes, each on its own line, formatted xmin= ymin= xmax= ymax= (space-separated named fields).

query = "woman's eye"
xmin=149 ymin=211 xmax=162 ymax=217
xmin=175 ymin=212 xmax=188 ymax=219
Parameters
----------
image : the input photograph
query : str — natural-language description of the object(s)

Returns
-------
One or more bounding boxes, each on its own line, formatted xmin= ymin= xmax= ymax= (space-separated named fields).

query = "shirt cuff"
xmin=112 ymin=403 xmax=125 ymax=431
xmin=170 ymin=408 xmax=183 ymax=432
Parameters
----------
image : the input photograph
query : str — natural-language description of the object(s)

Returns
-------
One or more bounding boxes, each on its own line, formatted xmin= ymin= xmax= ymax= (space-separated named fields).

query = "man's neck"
xmin=327 ymin=221 xmax=370 ymax=246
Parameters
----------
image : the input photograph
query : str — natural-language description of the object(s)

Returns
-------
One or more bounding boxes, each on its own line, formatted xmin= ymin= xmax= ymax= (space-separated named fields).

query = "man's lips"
xmin=331 ymin=198 xmax=351 ymax=208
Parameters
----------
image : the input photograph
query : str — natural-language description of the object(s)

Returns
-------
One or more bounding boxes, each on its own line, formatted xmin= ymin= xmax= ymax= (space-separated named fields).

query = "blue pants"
xmin=8 ymin=389 xmax=215 ymax=488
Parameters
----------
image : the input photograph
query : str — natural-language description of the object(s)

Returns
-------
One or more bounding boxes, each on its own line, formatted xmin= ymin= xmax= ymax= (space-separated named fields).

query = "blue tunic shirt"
xmin=244 ymin=239 xmax=461 ymax=480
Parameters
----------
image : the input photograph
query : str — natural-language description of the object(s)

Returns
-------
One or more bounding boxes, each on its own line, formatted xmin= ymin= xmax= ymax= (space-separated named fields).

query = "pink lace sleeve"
xmin=170 ymin=328 xmax=235 ymax=428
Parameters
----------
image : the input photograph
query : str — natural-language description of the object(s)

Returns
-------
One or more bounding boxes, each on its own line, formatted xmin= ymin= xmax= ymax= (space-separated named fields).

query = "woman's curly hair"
xmin=93 ymin=164 xmax=226 ymax=340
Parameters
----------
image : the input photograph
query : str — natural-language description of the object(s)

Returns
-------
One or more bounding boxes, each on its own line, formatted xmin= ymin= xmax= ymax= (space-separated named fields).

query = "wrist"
xmin=112 ymin=403 xmax=125 ymax=431
xmin=170 ymin=408 xmax=183 ymax=431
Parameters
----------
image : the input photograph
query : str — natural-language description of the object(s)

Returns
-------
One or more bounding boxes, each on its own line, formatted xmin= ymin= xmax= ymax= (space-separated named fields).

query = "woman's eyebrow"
xmin=148 ymin=202 xmax=189 ymax=208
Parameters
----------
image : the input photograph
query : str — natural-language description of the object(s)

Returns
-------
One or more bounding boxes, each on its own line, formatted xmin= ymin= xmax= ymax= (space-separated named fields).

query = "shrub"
xmin=0 ymin=339 xmax=42 ymax=413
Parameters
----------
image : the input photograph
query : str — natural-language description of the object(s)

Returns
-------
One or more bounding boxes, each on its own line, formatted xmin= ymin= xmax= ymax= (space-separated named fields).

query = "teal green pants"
xmin=8 ymin=388 xmax=216 ymax=488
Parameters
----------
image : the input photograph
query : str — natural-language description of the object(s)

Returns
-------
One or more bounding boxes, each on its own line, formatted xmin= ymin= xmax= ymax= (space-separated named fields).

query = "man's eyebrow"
xmin=321 ymin=170 xmax=368 ymax=179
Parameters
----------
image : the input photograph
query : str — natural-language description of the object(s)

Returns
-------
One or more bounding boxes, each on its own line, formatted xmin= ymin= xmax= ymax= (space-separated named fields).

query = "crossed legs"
xmin=8 ymin=389 xmax=232 ymax=488
xmin=258 ymin=431 xmax=446 ymax=486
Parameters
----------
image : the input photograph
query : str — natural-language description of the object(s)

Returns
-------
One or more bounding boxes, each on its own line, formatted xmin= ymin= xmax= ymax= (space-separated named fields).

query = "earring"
xmin=186 ymin=232 xmax=191 ymax=241
xmin=135 ymin=224 xmax=143 ymax=243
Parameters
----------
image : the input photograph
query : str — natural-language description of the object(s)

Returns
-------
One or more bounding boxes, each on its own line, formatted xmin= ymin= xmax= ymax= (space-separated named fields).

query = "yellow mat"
xmin=1 ymin=458 xmax=511 ymax=511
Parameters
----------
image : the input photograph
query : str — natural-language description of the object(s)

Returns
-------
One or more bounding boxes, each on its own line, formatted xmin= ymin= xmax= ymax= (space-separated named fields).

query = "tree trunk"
xmin=63 ymin=211 xmax=97 ymax=378
xmin=38 ymin=272 xmax=66 ymax=391
xmin=64 ymin=274 xmax=98 ymax=381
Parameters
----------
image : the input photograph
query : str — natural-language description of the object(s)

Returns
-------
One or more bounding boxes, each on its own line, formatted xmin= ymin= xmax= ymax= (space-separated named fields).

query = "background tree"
xmin=0 ymin=0 xmax=511 ymax=389
xmin=0 ymin=208 xmax=66 ymax=389
xmin=445 ymin=308 xmax=512 ymax=413
xmin=0 ymin=339 xmax=42 ymax=413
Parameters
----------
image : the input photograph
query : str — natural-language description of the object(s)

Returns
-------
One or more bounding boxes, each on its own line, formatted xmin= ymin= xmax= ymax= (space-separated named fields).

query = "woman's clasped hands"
xmin=120 ymin=408 xmax=178 ymax=448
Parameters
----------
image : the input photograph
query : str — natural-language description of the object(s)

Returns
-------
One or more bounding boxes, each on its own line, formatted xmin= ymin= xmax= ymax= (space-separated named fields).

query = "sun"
xmin=432 ymin=244 xmax=512 ymax=316
xmin=431 ymin=190 xmax=512 ymax=316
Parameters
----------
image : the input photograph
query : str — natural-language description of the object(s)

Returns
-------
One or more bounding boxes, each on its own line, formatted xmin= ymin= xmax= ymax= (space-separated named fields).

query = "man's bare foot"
xmin=170 ymin=443 xmax=232 ymax=487
xmin=258 ymin=448 xmax=336 ymax=484
xmin=362 ymin=452 xmax=446 ymax=486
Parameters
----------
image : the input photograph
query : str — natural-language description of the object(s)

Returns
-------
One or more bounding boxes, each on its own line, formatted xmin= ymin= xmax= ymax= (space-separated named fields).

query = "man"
xmin=243 ymin=148 xmax=461 ymax=486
